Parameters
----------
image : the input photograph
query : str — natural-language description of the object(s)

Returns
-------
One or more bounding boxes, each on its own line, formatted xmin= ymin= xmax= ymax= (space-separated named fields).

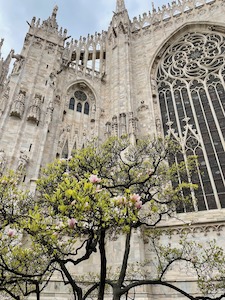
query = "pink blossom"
xmin=71 ymin=200 xmax=76 ymax=206
xmin=89 ymin=174 xmax=101 ymax=184
xmin=68 ymin=218 xmax=77 ymax=229
xmin=130 ymin=193 xmax=141 ymax=202
xmin=8 ymin=229 xmax=16 ymax=238
xmin=135 ymin=200 xmax=143 ymax=209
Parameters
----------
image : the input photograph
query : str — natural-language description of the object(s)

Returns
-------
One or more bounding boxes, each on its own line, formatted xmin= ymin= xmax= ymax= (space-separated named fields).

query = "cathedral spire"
xmin=0 ymin=38 xmax=4 ymax=58
xmin=116 ymin=0 xmax=126 ymax=13
xmin=41 ymin=5 xmax=59 ymax=33
xmin=51 ymin=5 xmax=58 ymax=20
xmin=0 ymin=49 xmax=13 ymax=93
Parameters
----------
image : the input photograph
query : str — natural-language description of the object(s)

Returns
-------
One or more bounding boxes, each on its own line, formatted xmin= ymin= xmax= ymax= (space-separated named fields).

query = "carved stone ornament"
xmin=17 ymin=151 xmax=29 ymax=173
xmin=27 ymin=93 xmax=42 ymax=123
xmin=10 ymin=90 xmax=26 ymax=118
xmin=0 ymin=149 xmax=6 ymax=175
xmin=0 ymin=86 xmax=10 ymax=116
xmin=54 ymin=95 xmax=61 ymax=103
xmin=138 ymin=100 xmax=149 ymax=112
xmin=45 ymin=101 xmax=54 ymax=124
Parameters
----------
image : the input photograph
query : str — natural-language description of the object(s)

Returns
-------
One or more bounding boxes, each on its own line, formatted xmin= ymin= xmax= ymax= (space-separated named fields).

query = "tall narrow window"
xmin=69 ymin=98 xmax=75 ymax=110
xmin=156 ymin=31 xmax=225 ymax=212
xmin=62 ymin=140 xmax=69 ymax=159
xmin=77 ymin=102 xmax=82 ymax=112
xmin=84 ymin=102 xmax=89 ymax=115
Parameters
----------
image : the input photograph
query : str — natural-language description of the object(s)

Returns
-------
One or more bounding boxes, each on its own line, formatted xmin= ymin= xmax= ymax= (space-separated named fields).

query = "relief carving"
xmin=138 ymin=101 xmax=149 ymax=112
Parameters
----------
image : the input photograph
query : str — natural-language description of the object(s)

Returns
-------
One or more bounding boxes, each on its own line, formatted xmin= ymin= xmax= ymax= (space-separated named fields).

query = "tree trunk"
xmin=59 ymin=261 xmax=82 ymax=300
xmin=98 ymin=229 xmax=107 ymax=300
xmin=36 ymin=284 xmax=40 ymax=300
xmin=118 ymin=230 xmax=131 ymax=286
xmin=112 ymin=288 xmax=121 ymax=300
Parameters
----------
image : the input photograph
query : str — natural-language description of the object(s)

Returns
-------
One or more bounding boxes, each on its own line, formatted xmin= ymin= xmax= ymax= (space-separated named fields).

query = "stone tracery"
xmin=157 ymin=31 xmax=225 ymax=212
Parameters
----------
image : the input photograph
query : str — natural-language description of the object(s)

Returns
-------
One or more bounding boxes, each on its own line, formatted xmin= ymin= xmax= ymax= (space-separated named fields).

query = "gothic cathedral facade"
xmin=0 ymin=0 xmax=225 ymax=298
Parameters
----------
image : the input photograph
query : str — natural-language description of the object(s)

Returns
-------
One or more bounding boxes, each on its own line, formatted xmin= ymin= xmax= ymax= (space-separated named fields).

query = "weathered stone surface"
xmin=0 ymin=0 xmax=225 ymax=298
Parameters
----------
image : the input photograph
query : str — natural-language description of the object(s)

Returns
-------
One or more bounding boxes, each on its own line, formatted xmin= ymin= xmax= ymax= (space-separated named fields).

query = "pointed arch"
xmin=67 ymin=79 xmax=97 ymax=101
xmin=69 ymin=97 xmax=75 ymax=110
xmin=62 ymin=140 xmax=69 ymax=159
xmin=84 ymin=102 xmax=89 ymax=115
xmin=152 ymin=23 xmax=225 ymax=212
xmin=71 ymin=140 xmax=77 ymax=155
xmin=72 ymin=141 xmax=77 ymax=150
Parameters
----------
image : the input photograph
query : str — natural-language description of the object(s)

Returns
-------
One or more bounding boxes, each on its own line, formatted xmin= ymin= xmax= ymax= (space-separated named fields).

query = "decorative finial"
xmin=52 ymin=5 xmax=58 ymax=17
xmin=116 ymin=0 xmax=126 ymax=13
xmin=0 ymin=38 xmax=3 ymax=58
xmin=152 ymin=2 xmax=156 ymax=12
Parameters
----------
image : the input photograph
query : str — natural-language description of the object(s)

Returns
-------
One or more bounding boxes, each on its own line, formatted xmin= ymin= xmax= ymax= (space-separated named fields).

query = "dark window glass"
xmin=77 ymin=102 xmax=82 ymax=112
xmin=84 ymin=102 xmax=89 ymax=115
xmin=156 ymin=32 xmax=225 ymax=211
xmin=69 ymin=98 xmax=75 ymax=110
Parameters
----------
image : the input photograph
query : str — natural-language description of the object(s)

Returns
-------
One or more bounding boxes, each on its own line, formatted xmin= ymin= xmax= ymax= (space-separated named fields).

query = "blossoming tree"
xmin=1 ymin=137 xmax=225 ymax=300
xmin=0 ymin=172 xmax=56 ymax=300
xmin=24 ymin=136 xmax=199 ymax=300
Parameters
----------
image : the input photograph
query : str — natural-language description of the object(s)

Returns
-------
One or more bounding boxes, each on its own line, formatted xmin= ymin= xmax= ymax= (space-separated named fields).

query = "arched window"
xmin=77 ymin=102 xmax=82 ymax=112
xmin=156 ymin=31 xmax=225 ymax=212
xmin=62 ymin=140 xmax=69 ymax=159
xmin=84 ymin=102 xmax=89 ymax=115
xmin=69 ymin=98 xmax=75 ymax=110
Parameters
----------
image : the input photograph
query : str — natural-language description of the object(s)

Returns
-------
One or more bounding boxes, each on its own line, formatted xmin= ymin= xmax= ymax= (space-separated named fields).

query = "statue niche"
xmin=27 ymin=93 xmax=42 ymax=123
xmin=10 ymin=90 xmax=26 ymax=118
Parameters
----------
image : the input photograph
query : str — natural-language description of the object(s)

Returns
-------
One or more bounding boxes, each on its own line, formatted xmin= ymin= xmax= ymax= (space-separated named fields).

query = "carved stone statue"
xmin=0 ymin=86 xmax=10 ymax=116
xmin=12 ymin=53 xmax=24 ymax=61
xmin=17 ymin=151 xmax=29 ymax=173
xmin=10 ymin=90 xmax=26 ymax=118
xmin=27 ymin=93 xmax=42 ymax=123
xmin=58 ymin=128 xmax=66 ymax=148
xmin=45 ymin=101 xmax=54 ymax=124
xmin=49 ymin=71 xmax=57 ymax=88
xmin=0 ymin=149 xmax=6 ymax=175
xmin=156 ymin=117 xmax=162 ymax=132
xmin=11 ymin=53 xmax=25 ymax=74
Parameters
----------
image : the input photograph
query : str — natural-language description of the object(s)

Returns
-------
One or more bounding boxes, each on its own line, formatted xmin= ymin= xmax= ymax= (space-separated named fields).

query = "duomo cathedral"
xmin=0 ymin=0 xmax=225 ymax=298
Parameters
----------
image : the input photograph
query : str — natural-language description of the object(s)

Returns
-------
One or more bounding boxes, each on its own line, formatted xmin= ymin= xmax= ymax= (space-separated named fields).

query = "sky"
xmin=0 ymin=0 xmax=167 ymax=59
